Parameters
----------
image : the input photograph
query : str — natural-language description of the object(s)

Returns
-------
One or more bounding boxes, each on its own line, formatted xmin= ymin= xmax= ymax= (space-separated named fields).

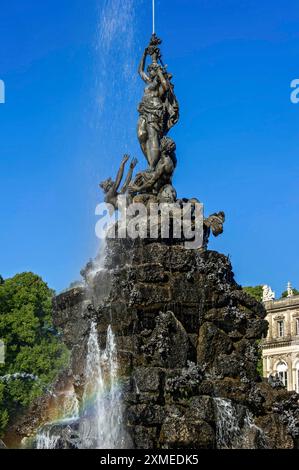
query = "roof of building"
xmin=264 ymin=295 xmax=299 ymax=314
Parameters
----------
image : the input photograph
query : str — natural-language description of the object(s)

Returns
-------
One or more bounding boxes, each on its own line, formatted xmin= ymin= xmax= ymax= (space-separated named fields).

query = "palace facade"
xmin=262 ymin=294 xmax=299 ymax=392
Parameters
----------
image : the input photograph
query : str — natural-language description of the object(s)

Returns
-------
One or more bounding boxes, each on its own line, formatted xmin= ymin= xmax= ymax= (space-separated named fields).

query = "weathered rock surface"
xmin=5 ymin=239 xmax=299 ymax=448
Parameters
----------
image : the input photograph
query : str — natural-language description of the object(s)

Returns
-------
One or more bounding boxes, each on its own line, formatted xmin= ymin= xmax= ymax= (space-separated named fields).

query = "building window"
xmin=277 ymin=320 xmax=284 ymax=338
xmin=296 ymin=363 xmax=299 ymax=393
xmin=276 ymin=362 xmax=288 ymax=388
xmin=296 ymin=319 xmax=299 ymax=336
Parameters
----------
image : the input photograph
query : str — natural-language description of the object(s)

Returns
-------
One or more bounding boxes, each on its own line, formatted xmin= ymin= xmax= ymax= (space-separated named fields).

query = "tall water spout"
xmin=79 ymin=322 xmax=127 ymax=449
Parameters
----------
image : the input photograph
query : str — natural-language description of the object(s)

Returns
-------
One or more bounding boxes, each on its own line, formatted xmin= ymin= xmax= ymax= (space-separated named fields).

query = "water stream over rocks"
xmin=214 ymin=398 xmax=267 ymax=449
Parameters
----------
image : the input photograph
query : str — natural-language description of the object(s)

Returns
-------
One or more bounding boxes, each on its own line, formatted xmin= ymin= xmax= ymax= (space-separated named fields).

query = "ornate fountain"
xmin=7 ymin=34 xmax=299 ymax=450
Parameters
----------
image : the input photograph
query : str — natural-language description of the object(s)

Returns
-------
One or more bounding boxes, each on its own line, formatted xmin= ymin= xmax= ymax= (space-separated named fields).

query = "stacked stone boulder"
xmin=51 ymin=239 xmax=299 ymax=448
xmin=6 ymin=239 xmax=299 ymax=448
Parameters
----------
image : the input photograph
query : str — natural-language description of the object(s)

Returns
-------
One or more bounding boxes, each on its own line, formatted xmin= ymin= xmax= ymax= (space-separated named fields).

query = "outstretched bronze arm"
xmin=121 ymin=158 xmax=138 ymax=194
xmin=113 ymin=154 xmax=130 ymax=192
xmin=138 ymin=49 xmax=150 ymax=83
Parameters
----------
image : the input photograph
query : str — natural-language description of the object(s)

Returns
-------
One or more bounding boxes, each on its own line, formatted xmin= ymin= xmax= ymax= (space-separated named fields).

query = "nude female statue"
xmin=137 ymin=36 xmax=179 ymax=171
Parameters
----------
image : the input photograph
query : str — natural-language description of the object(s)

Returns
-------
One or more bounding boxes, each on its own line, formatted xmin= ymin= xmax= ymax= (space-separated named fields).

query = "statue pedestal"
xmin=50 ymin=239 xmax=297 ymax=449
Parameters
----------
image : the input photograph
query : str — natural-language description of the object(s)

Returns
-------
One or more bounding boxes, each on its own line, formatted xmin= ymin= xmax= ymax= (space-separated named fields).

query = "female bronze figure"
xmin=137 ymin=35 xmax=179 ymax=171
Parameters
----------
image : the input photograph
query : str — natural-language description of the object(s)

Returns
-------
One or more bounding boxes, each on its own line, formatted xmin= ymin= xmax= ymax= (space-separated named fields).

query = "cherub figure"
xmin=99 ymin=155 xmax=137 ymax=210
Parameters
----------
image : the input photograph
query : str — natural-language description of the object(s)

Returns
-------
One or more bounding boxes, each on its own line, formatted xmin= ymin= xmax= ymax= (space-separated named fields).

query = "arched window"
xmin=276 ymin=361 xmax=288 ymax=388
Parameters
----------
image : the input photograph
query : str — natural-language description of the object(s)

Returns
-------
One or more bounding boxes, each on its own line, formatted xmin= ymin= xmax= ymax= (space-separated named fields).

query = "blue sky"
xmin=0 ymin=0 xmax=298 ymax=296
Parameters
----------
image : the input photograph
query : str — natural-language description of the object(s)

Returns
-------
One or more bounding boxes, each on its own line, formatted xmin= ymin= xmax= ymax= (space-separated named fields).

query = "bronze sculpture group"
xmin=100 ymin=34 xmax=225 ymax=246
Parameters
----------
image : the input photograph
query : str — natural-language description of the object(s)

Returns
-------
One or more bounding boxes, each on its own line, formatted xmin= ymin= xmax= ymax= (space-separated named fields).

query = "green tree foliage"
xmin=281 ymin=288 xmax=299 ymax=298
xmin=242 ymin=286 xmax=264 ymax=377
xmin=0 ymin=383 xmax=8 ymax=433
xmin=0 ymin=273 xmax=69 ymax=436
xmin=243 ymin=285 xmax=263 ymax=302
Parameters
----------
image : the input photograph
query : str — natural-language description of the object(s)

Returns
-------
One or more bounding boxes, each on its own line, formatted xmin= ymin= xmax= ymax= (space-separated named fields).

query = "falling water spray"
xmin=79 ymin=322 xmax=128 ymax=449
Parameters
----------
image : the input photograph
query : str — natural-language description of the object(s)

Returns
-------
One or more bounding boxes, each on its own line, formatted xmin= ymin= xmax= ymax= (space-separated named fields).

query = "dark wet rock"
xmin=7 ymin=239 xmax=299 ymax=449
xmin=132 ymin=425 xmax=158 ymax=449
xmin=133 ymin=367 xmax=164 ymax=393
xmin=273 ymin=393 xmax=299 ymax=446
xmin=160 ymin=414 xmax=215 ymax=449
xmin=127 ymin=404 xmax=165 ymax=427
xmin=165 ymin=363 xmax=203 ymax=403
xmin=185 ymin=396 xmax=215 ymax=424
xmin=141 ymin=311 xmax=192 ymax=368
xmin=197 ymin=322 xmax=234 ymax=366
xmin=255 ymin=414 xmax=294 ymax=449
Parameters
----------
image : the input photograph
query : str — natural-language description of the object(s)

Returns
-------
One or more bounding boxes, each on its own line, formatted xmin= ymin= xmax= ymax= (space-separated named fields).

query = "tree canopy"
xmin=281 ymin=288 xmax=299 ymax=298
xmin=0 ymin=273 xmax=69 ymax=436
xmin=243 ymin=285 xmax=263 ymax=302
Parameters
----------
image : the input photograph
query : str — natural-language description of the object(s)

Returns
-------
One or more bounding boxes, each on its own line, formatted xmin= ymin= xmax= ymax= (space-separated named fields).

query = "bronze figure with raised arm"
xmin=100 ymin=155 xmax=137 ymax=210
xmin=137 ymin=35 xmax=179 ymax=171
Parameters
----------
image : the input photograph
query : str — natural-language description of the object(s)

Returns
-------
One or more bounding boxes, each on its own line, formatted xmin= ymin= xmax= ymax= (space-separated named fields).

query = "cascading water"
xmin=60 ymin=389 xmax=80 ymax=423
xmin=35 ymin=387 xmax=80 ymax=449
xmin=36 ymin=429 xmax=60 ymax=450
xmin=79 ymin=322 xmax=127 ymax=449
xmin=214 ymin=398 xmax=267 ymax=449
xmin=86 ymin=237 xmax=107 ymax=282
xmin=214 ymin=398 xmax=244 ymax=449
xmin=74 ymin=0 xmax=140 ymax=448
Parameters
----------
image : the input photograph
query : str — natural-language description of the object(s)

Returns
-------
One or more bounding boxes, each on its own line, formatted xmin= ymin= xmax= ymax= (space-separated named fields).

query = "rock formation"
xmin=8 ymin=238 xmax=299 ymax=449
xmin=50 ymin=239 xmax=298 ymax=449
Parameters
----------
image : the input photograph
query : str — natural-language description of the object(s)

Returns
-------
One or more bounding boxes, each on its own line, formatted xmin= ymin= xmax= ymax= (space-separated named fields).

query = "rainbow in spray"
xmin=36 ymin=323 xmax=127 ymax=449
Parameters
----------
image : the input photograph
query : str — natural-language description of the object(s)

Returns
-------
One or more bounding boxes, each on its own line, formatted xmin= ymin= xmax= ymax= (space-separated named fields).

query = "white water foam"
xmin=214 ymin=398 xmax=267 ymax=449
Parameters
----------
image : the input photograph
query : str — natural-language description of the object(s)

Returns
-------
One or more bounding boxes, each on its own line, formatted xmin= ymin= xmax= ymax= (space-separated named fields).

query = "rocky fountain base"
xmin=9 ymin=237 xmax=299 ymax=449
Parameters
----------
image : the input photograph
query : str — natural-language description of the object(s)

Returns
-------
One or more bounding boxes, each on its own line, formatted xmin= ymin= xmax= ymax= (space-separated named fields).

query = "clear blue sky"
xmin=0 ymin=0 xmax=298 ymax=296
